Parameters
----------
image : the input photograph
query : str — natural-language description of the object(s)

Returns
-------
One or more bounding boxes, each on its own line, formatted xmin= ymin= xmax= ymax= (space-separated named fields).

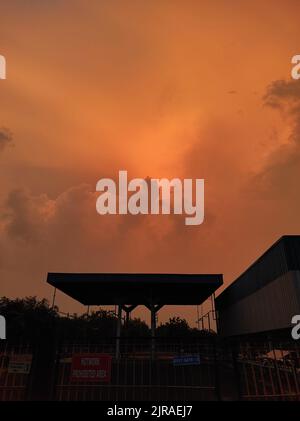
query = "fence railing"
xmin=0 ymin=337 xmax=299 ymax=401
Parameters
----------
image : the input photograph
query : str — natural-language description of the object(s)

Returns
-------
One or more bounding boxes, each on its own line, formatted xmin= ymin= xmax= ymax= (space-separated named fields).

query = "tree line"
xmin=0 ymin=296 xmax=215 ymax=344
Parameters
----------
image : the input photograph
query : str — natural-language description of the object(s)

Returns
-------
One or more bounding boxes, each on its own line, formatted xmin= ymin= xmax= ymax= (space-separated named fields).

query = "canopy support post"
xmin=122 ymin=305 xmax=138 ymax=328
xmin=146 ymin=304 xmax=163 ymax=360
xmin=151 ymin=305 xmax=156 ymax=360
xmin=116 ymin=304 xmax=122 ymax=360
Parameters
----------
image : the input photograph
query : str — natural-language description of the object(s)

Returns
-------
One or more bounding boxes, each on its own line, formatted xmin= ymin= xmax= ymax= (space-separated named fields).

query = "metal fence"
xmin=235 ymin=340 xmax=300 ymax=400
xmin=1 ymin=337 xmax=300 ymax=401
xmin=0 ymin=343 xmax=32 ymax=401
xmin=54 ymin=340 xmax=218 ymax=401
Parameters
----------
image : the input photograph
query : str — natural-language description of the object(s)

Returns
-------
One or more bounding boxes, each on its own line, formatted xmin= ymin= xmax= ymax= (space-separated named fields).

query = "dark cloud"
xmin=0 ymin=128 xmax=13 ymax=152
xmin=263 ymin=79 xmax=300 ymax=110
xmin=251 ymin=79 xmax=300 ymax=198
xmin=4 ymin=189 xmax=48 ymax=242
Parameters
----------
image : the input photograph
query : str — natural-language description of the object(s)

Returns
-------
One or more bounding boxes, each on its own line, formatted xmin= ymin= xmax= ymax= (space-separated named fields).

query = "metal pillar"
xmin=151 ymin=304 xmax=156 ymax=359
xmin=146 ymin=304 xmax=163 ymax=359
xmin=51 ymin=287 xmax=57 ymax=309
xmin=122 ymin=305 xmax=138 ymax=328
xmin=196 ymin=305 xmax=200 ymax=329
xmin=213 ymin=293 xmax=220 ymax=333
xmin=116 ymin=304 xmax=122 ymax=360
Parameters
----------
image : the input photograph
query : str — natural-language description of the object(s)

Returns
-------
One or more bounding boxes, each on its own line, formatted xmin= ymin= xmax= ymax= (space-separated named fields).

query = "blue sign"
xmin=173 ymin=355 xmax=200 ymax=366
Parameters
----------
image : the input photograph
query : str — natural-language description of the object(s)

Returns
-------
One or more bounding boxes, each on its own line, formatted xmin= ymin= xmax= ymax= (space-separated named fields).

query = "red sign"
xmin=71 ymin=353 xmax=112 ymax=383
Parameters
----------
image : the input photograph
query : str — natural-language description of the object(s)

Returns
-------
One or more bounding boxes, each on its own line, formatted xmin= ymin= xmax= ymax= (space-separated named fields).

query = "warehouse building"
xmin=216 ymin=235 xmax=300 ymax=337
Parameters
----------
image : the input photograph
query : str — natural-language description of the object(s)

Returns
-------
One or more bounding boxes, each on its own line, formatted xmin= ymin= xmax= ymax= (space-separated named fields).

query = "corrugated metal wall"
xmin=216 ymin=236 xmax=300 ymax=337
xmin=218 ymin=271 xmax=300 ymax=336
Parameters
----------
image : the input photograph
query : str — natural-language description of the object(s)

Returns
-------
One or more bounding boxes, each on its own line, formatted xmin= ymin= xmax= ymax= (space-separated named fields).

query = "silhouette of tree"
xmin=157 ymin=317 xmax=191 ymax=337
xmin=0 ymin=296 xmax=57 ymax=343
xmin=0 ymin=297 xmax=215 ymax=344
xmin=123 ymin=318 xmax=150 ymax=337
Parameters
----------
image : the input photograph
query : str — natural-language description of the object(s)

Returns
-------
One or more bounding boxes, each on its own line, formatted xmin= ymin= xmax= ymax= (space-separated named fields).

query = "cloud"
xmin=1 ymin=183 xmax=192 ymax=269
xmin=0 ymin=128 xmax=13 ymax=152
xmin=252 ymin=79 xmax=300 ymax=197
xmin=263 ymin=79 xmax=300 ymax=110
xmin=0 ymin=178 xmax=219 ymax=291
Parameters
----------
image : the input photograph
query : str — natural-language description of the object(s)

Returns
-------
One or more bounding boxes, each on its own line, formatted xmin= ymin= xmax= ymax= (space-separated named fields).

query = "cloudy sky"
xmin=1 ymin=0 xmax=300 ymax=324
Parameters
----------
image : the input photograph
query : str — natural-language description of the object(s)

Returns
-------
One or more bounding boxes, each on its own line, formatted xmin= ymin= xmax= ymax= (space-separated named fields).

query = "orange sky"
xmin=1 ymin=0 xmax=300 ymax=325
